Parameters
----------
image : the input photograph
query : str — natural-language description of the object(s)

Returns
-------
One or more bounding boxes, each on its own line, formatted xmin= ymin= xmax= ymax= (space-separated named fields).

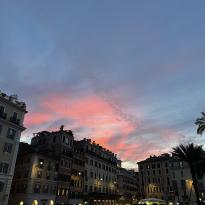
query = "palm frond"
xmin=195 ymin=112 xmax=205 ymax=135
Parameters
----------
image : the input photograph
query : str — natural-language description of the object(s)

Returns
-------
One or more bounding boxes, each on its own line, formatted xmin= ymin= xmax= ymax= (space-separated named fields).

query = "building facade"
xmin=8 ymin=143 xmax=57 ymax=205
xmin=0 ymin=91 xmax=27 ymax=205
xmin=137 ymin=154 xmax=172 ymax=201
xmin=74 ymin=138 xmax=119 ymax=205
xmin=170 ymin=159 xmax=205 ymax=204
xmin=31 ymin=127 xmax=74 ymax=205
xmin=69 ymin=148 xmax=85 ymax=205
xmin=117 ymin=168 xmax=139 ymax=205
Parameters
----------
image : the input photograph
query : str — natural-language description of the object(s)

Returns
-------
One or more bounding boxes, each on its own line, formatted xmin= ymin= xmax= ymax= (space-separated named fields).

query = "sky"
xmin=0 ymin=0 xmax=205 ymax=169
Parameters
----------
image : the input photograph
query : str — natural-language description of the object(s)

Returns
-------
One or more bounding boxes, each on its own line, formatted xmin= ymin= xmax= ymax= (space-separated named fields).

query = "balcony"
xmin=10 ymin=117 xmax=20 ymax=125
xmin=0 ymin=111 xmax=7 ymax=120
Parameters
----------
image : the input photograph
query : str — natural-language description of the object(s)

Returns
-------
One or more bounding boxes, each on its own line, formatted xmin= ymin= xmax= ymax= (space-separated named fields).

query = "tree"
xmin=195 ymin=112 xmax=205 ymax=135
xmin=172 ymin=143 xmax=205 ymax=205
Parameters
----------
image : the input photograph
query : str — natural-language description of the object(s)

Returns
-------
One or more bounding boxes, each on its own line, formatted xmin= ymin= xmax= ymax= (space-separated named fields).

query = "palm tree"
xmin=195 ymin=112 xmax=205 ymax=135
xmin=172 ymin=143 xmax=205 ymax=205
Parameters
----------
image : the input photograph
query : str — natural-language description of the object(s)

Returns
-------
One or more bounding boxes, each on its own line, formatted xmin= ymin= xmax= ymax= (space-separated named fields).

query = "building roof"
xmin=0 ymin=90 xmax=27 ymax=112
xmin=137 ymin=153 xmax=171 ymax=164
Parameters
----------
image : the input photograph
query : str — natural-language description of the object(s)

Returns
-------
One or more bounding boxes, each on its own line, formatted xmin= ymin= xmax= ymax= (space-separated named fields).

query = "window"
xmin=179 ymin=161 xmax=183 ymax=168
xmin=0 ymin=181 xmax=4 ymax=192
xmin=33 ymin=184 xmax=41 ymax=193
xmin=7 ymin=128 xmax=16 ymax=139
xmin=90 ymin=171 xmax=93 ymax=178
xmin=49 ymin=200 xmax=54 ymax=205
xmin=90 ymin=159 xmax=93 ymax=165
xmin=36 ymin=171 xmax=42 ymax=178
xmin=32 ymin=200 xmax=38 ymax=205
xmin=181 ymin=180 xmax=186 ymax=190
xmin=85 ymin=185 xmax=88 ymax=192
xmin=46 ymin=172 xmax=50 ymax=180
xmin=3 ymin=143 xmax=13 ymax=153
xmin=0 ymin=106 xmax=5 ymax=113
xmin=13 ymin=112 xmax=18 ymax=119
xmin=65 ymin=137 xmax=69 ymax=145
xmin=43 ymin=184 xmax=49 ymax=193
xmin=151 ymin=164 xmax=156 ymax=169
xmin=0 ymin=106 xmax=6 ymax=119
xmin=0 ymin=163 xmax=9 ymax=173
xmin=53 ymin=136 xmax=56 ymax=143
xmin=47 ymin=161 xmax=52 ymax=170
xmin=0 ymin=124 xmax=2 ymax=134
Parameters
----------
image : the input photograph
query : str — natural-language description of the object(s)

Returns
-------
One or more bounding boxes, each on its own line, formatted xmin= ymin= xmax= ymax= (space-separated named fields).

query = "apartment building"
xmin=170 ymin=159 xmax=205 ymax=204
xmin=69 ymin=147 xmax=85 ymax=205
xmin=74 ymin=138 xmax=119 ymax=205
xmin=8 ymin=143 xmax=57 ymax=205
xmin=137 ymin=154 xmax=172 ymax=201
xmin=0 ymin=91 xmax=27 ymax=205
xmin=117 ymin=168 xmax=139 ymax=205
xmin=31 ymin=126 xmax=74 ymax=205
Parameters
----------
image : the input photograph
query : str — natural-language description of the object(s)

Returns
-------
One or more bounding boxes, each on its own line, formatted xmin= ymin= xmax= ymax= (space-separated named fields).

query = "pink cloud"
xmin=25 ymin=112 xmax=53 ymax=126
xmin=25 ymin=92 xmax=182 ymax=166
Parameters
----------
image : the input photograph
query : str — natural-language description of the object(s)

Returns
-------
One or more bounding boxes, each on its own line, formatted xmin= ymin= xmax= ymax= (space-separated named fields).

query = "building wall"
xmin=138 ymin=154 xmax=172 ymax=201
xmin=75 ymin=139 xmax=119 ymax=205
xmin=117 ymin=168 xmax=139 ymax=205
xmin=8 ymin=144 xmax=57 ymax=205
xmin=69 ymin=149 xmax=85 ymax=205
xmin=170 ymin=160 xmax=205 ymax=204
xmin=31 ymin=128 xmax=74 ymax=205
xmin=0 ymin=91 xmax=27 ymax=205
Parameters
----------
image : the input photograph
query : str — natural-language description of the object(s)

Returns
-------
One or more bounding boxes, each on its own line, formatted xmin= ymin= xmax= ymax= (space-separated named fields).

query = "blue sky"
xmin=0 ymin=1 xmax=205 ymax=168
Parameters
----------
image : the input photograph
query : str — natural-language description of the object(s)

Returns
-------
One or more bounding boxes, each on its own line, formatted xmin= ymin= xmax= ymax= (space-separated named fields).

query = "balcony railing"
xmin=10 ymin=117 xmax=20 ymax=125
xmin=0 ymin=111 xmax=7 ymax=120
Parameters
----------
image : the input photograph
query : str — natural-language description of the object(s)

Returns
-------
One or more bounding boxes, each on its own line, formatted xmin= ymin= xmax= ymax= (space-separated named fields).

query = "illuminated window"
xmin=49 ymin=200 xmax=54 ymax=205
xmin=32 ymin=200 xmax=38 ymax=205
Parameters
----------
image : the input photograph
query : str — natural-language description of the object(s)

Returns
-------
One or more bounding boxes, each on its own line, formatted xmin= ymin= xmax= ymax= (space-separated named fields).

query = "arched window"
xmin=32 ymin=200 xmax=38 ymax=205
xmin=49 ymin=200 xmax=54 ymax=205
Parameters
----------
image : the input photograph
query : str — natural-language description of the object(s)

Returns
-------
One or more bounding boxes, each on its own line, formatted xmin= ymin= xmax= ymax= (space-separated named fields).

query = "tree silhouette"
xmin=195 ymin=112 xmax=205 ymax=135
xmin=172 ymin=143 xmax=205 ymax=205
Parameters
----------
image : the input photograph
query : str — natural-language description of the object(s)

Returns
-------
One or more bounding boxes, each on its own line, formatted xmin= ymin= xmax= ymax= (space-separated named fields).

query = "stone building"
xmin=8 ymin=143 xmax=57 ymax=205
xmin=137 ymin=154 xmax=172 ymax=201
xmin=31 ymin=127 xmax=74 ymax=205
xmin=117 ymin=168 xmax=139 ymax=205
xmin=0 ymin=91 xmax=27 ymax=205
xmin=170 ymin=158 xmax=205 ymax=204
xmin=74 ymin=138 xmax=119 ymax=205
xmin=69 ymin=147 xmax=85 ymax=205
